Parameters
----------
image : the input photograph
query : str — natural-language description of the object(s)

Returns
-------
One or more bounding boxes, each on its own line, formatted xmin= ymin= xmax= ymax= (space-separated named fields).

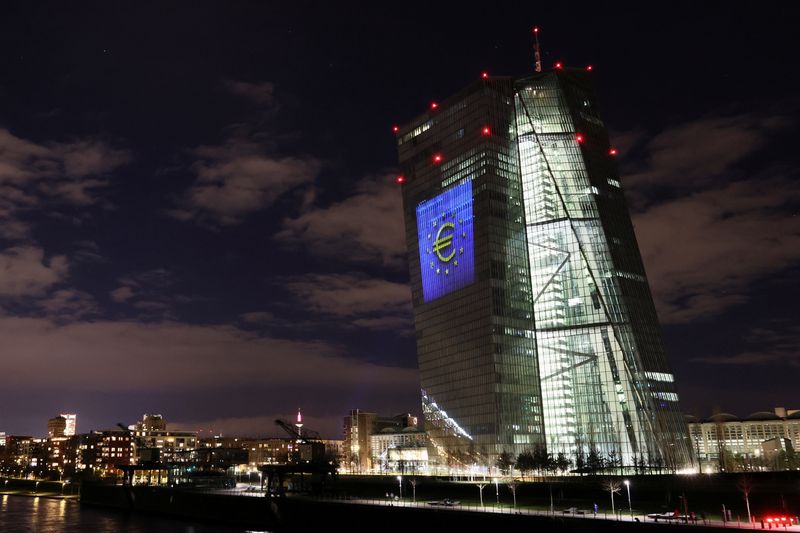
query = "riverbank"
xmin=0 ymin=476 xmax=77 ymax=500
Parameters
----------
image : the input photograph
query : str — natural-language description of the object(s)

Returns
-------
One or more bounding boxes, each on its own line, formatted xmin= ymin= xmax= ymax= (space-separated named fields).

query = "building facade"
xmin=60 ymin=414 xmax=77 ymax=437
xmin=343 ymin=410 xmax=418 ymax=471
xmin=397 ymin=68 xmax=692 ymax=470
xmin=47 ymin=416 xmax=67 ymax=438
xmin=687 ymin=408 xmax=800 ymax=472
xmin=370 ymin=427 xmax=429 ymax=473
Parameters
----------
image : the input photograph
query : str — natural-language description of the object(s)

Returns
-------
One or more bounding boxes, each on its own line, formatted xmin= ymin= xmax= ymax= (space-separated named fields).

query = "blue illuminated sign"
xmin=416 ymin=180 xmax=474 ymax=302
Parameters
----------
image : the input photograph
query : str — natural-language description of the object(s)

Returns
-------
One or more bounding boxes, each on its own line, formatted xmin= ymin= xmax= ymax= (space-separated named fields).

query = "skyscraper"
xmin=60 ymin=413 xmax=77 ymax=437
xmin=396 ymin=68 xmax=693 ymax=470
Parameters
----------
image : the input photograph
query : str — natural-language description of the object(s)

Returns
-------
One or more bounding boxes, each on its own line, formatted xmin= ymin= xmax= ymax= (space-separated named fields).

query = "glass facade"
xmin=397 ymin=70 xmax=692 ymax=470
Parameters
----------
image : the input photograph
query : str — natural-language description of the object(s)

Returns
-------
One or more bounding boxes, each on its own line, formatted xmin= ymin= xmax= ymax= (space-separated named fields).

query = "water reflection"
xmin=0 ymin=495 xmax=248 ymax=533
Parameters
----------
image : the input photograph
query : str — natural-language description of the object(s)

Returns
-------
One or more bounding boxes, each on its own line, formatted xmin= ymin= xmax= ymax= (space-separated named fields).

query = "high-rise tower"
xmin=396 ymin=68 xmax=692 ymax=470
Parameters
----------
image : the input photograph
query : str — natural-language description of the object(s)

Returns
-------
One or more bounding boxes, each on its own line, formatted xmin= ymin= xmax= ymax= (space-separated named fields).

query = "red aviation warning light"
xmin=481 ymin=126 xmax=492 ymax=136
xmin=392 ymin=125 xmax=400 ymax=133
xmin=586 ymin=65 xmax=593 ymax=71
xmin=609 ymin=148 xmax=618 ymax=156
xmin=555 ymin=61 xmax=563 ymax=69
xmin=430 ymin=101 xmax=439 ymax=110
xmin=481 ymin=71 xmax=489 ymax=79
xmin=396 ymin=175 xmax=406 ymax=185
xmin=576 ymin=133 xmax=585 ymax=144
xmin=432 ymin=153 xmax=443 ymax=164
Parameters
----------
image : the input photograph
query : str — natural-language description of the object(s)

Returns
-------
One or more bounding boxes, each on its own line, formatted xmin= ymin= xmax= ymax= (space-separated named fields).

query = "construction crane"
xmin=274 ymin=419 xmax=321 ymax=444
xmin=274 ymin=412 xmax=326 ymax=464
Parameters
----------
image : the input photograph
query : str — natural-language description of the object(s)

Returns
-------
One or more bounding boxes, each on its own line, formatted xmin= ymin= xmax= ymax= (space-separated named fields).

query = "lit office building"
xmin=130 ymin=414 xmax=197 ymax=463
xmin=687 ymin=408 xmax=800 ymax=472
xmin=47 ymin=416 xmax=67 ymax=438
xmin=396 ymin=66 xmax=692 ymax=470
xmin=370 ymin=427 xmax=429 ymax=473
xmin=60 ymin=414 xmax=77 ymax=436
xmin=343 ymin=410 xmax=418 ymax=472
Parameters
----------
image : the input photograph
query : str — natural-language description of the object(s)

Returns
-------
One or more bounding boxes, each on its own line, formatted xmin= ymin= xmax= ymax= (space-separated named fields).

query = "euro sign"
xmin=433 ymin=222 xmax=456 ymax=262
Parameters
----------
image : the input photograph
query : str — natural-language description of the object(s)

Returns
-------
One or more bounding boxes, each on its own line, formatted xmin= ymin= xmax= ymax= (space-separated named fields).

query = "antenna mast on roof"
xmin=533 ymin=26 xmax=542 ymax=73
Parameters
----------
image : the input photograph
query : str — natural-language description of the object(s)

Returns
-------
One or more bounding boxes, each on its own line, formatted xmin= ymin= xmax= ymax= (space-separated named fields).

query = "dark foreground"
xmin=79 ymin=482 xmax=789 ymax=533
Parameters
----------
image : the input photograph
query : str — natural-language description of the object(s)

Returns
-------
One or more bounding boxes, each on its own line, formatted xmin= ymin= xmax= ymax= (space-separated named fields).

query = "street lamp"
xmin=624 ymin=480 xmax=632 ymax=521
xmin=397 ymin=475 xmax=402 ymax=499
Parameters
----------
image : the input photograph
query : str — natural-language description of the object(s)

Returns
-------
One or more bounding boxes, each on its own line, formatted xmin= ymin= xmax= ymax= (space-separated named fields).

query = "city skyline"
xmin=0 ymin=4 xmax=798 ymax=438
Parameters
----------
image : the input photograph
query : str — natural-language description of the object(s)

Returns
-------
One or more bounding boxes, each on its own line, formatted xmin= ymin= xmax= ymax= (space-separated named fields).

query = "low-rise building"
xmin=80 ymin=429 xmax=133 ymax=477
xmin=370 ymin=427 xmax=428 ymax=473
xmin=130 ymin=414 xmax=198 ymax=463
xmin=687 ymin=407 xmax=800 ymax=472
xmin=343 ymin=410 xmax=419 ymax=472
xmin=46 ymin=436 xmax=78 ymax=477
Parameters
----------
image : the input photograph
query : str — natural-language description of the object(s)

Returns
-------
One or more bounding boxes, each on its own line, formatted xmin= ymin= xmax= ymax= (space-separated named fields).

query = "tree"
xmin=516 ymin=451 xmax=535 ymax=481
xmin=737 ymin=476 xmax=754 ymax=525
xmin=575 ymin=452 xmax=586 ymax=476
xmin=603 ymin=479 xmax=622 ymax=515
xmin=607 ymin=450 xmax=620 ymax=474
xmin=495 ymin=450 xmax=515 ymax=475
xmin=476 ymin=483 xmax=487 ymax=506
xmin=587 ymin=448 xmax=604 ymax=474
xmin=532 ymin=445 xmax=551 ymax=479
xmin=555 ymin=452 xmax=572 ymax=474
xmin=506 ymin=481 xmax=519 ymax=508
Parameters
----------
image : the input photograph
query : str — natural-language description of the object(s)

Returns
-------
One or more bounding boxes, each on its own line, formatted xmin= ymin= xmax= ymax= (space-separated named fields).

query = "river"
xmin=0 ymin=494 xmax=260 ymax=532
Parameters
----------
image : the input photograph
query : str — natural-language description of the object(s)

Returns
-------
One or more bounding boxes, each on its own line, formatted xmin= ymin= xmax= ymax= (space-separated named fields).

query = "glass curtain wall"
xmin=514 ymin=73 xmax=668 ymax=468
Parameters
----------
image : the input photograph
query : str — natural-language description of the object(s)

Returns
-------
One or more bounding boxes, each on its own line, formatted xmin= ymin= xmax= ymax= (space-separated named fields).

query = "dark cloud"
xmin=110 ymin=285 xmax=134 ymax=303
xmin=277 ymin=174 xmax=405 ymax=266
xmin=0 ymin=246 xmax=68 ymax=297
xmin=691 ymin=324 xmax=800 ymax=367
xmin=625 ymin=112 xmax=800 ymax=323
xmin=625 ymin=113 xmax=789 ymax=194
xmin=634 ymin=176 xmax=800 ymax=323
xmin=173 ymin=413 xmax=341 ymax=439
xmin=239 ymin=311 xmax=275 ymax=325
xmin=170 ymin=138 xmax=321 ymax=226
xmin=0 ymin=317 xmax=418 ymax=394
xmin=110 ymin=268 xmax=198 ymax=321
xmin=37 ymin=289 xmax=97 ymax=320
xmin=224 ymin=80 xmax=276 ymax=106
xmin=0 ymin=128 xmax=130 ymax=239
xmin=285 ymin=273 xmax=412 ymax=333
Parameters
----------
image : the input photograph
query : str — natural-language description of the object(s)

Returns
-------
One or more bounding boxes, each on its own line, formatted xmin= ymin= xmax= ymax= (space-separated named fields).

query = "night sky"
xmin=1 ymin=2 xmax=798 ymax=438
